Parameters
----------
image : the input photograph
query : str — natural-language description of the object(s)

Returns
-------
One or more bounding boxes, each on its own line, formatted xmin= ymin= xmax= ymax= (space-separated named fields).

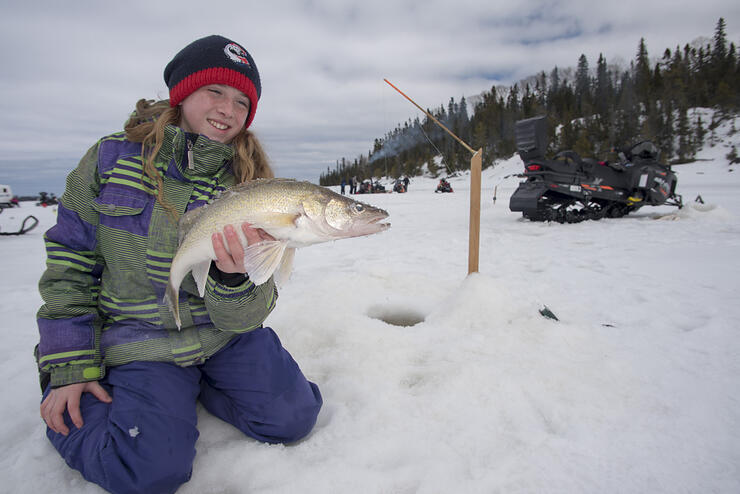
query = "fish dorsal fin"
xmin=273 ymin=247 xmax=296 ymax=287
xmin=192 ymin=259 xmax=212 ymax=297
xmin=178 ymin=204 xmax=210 ymax=245
xmin=242 ymin=240 xmax=288 ymax=286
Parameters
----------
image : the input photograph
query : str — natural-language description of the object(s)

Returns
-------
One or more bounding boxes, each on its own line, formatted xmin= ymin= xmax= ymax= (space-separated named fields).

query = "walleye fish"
xmin=165 ymin=178 xmax=390 ymax=328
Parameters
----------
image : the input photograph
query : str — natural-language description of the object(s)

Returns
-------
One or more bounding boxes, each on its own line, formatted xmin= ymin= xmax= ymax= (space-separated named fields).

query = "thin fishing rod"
xmin=384 ymin=78 xmax=478 ymax=156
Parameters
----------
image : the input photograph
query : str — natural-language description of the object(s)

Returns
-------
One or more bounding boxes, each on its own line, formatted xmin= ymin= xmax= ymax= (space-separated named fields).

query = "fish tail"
xmin=164 ymin=281 xmax=182 ymax=330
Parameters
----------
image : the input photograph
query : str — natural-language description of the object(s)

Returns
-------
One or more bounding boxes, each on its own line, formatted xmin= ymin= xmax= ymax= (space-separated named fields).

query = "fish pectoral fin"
xmin=193 ymin=260 xmax=212 ymax=297
xmin=273 ymin=247 xmax=296 ymax=287
xmin=243 ymin=240 xmax=288 ymax=286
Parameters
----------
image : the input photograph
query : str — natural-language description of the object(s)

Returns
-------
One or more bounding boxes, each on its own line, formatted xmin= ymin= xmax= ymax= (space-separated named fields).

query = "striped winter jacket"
xmin=37 ymin=125 xmax=278 ymax=387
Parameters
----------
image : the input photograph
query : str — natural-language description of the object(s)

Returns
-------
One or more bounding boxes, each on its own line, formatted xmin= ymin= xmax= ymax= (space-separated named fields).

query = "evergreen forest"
xmin=319 ymin=18 xmax=739 ymax=185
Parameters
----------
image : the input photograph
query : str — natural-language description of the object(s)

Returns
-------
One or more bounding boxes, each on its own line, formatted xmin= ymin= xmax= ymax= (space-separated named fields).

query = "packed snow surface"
xmin=1 ymin=128 xmax=739 ymax=493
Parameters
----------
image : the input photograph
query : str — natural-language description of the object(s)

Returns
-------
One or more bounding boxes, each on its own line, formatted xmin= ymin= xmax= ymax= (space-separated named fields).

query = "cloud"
xmin=1 ymin=0 xmax=738 ymax=194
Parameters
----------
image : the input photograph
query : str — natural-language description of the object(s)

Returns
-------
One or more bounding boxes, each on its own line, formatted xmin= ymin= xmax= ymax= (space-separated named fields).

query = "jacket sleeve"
xmin=203 ymin=269 xmax=278 ymax=332
xmin=37 ymin=143 xmax=106 ymax=387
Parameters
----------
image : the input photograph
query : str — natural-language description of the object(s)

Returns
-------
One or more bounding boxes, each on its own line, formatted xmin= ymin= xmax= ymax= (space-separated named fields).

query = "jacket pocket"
xmin=91 ymin=188 xmax=154 ymax=301
xmin=92 ymin=190 xmax=148 ymax=216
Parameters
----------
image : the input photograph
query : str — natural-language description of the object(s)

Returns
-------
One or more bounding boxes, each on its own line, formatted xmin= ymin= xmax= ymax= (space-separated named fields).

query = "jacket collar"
xmin=158 ymin=124 xmax=234 ymax=179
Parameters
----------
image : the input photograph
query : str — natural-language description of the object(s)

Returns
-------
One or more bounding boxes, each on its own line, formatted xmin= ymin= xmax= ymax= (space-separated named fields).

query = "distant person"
xmin=436 ymin=178 xmax=453 ymax=193
xmin=403 ymin=176 xmax=409 ymax=190
xmin=35 ymin=35 xmax=322 ymax=494
xmin=351 ymin=175 xmax=357 ymax=194
xmin=341 ymin=177 xmax=346 ymax=195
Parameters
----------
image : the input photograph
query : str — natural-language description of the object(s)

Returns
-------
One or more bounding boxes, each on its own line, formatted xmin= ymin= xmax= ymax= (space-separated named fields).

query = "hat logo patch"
xmin=224 ymin=43 xmax=250 ymax=66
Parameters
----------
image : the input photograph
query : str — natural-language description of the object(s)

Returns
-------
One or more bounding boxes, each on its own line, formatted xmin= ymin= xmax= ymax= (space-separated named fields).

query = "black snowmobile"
xmin=509 ymin=116 xmax=682 ymax=223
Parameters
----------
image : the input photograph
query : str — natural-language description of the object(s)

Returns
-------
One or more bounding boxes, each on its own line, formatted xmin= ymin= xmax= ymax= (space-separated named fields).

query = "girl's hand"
xmin=40 ymin=381 xmax=112 ymax=436
xmin=212 ymin=223 xmax=274 ymax=274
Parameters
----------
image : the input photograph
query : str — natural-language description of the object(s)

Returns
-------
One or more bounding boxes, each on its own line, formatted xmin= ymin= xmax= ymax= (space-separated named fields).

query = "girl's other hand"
xmin=40 ymin=381 xmax=112 ymax=436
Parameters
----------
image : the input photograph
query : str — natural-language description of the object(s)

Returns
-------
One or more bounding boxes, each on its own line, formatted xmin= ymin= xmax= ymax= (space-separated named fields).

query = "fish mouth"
xmin=375 ymin=211 xmax=392 ymax=230
xmin=355 ymin=215 xmax=390 ymax=234
xmin=372 ymin=218 xmax=391 ymax=230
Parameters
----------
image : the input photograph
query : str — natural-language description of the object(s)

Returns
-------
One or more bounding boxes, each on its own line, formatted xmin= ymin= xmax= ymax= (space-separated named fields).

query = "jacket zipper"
xmin=187 ymin=140 xmax=194 ymax=170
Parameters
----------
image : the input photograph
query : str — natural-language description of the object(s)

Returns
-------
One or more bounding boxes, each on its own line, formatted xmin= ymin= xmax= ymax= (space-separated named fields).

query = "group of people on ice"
xmin=338 ymin=175 xmax=455 ymax=194
xmin=340 ymin=175 xmax=410 ymax=195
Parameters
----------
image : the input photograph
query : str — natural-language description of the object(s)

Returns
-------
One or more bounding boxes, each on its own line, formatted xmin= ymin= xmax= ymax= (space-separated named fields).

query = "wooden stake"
xmin=384 ymin=79 xmax=482 ymax=275
xmin=469 ymin=149 xmax=482 ymax=274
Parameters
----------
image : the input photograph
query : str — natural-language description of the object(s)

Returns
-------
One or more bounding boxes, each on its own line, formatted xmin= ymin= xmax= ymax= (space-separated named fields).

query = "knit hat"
xmin=164 ymin=35 xmax=261 ymax=129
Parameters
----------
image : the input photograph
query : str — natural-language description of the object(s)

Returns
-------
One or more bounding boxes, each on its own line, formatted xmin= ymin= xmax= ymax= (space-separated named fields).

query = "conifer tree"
xmin=676 ymin=104 xmax=691 ymax=161
xmin=635 ymin=38 xmax=651 ymax=107
xmin=713 ymin=18 xmax=728 ymax=66
xmin=695 ymin=114 xmax=706 ymax=152
xmin=575 ymin=54 xmax=591 ymax=115
xmin=595 ymin=54 xmax=611 ymax=116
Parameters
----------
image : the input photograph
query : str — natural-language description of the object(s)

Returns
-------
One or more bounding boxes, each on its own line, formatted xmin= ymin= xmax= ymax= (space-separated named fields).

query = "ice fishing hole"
xmin=367 ymin=305 xmax=426 ymax=327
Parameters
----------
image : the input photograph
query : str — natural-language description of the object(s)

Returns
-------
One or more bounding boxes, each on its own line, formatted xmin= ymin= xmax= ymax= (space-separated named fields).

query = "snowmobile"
xmin=36 ymin=191 xmax=59 ymax=207
xmin=357 ymin=180 xmax=386 ymax=194
xmin=435 ymin=178 xmax=453 ymax=193
xmin=393 ymin=179 xmax=406 ymax=193
xmin=509 ymin=116 xmax=682 ymax=223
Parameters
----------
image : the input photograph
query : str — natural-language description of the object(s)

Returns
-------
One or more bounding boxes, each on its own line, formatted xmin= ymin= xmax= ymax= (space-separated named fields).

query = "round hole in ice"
xmin=366 ymin=305 xmax=426 ymax=327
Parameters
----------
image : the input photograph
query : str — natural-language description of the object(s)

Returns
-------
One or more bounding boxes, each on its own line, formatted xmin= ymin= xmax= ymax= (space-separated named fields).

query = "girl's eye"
xmin=208 ymin=88 xmax=221 ymax=95
xmin=238 ymin=100 xmax=249 ymax=108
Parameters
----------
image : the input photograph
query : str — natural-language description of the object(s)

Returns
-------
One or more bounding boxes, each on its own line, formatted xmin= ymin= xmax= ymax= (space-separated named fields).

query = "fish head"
xmin=304 ymin=191 xmax=389 ymax=239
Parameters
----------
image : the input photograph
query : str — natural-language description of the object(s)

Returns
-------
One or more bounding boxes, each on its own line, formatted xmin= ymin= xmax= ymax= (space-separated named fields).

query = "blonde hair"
xmin=124 ymin=98 xmax=274 ymax=220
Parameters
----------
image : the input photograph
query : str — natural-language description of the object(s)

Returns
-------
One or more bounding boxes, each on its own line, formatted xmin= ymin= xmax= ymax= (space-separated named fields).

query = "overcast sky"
xmin=0 ymin=0 xmax=738 ymax=195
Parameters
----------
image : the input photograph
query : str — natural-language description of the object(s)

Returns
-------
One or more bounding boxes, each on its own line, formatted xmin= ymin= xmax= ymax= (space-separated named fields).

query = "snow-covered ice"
xmin=1 ymin=118 xmax=739 ymax=493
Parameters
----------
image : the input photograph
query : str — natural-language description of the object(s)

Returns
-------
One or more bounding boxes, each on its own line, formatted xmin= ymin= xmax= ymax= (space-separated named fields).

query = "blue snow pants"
xmin=43 ymin=327 xmax=323 ymax=494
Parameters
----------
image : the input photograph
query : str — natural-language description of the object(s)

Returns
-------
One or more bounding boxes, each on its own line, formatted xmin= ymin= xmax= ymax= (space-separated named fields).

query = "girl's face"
xmin=179 ymin=84 xmax=250 ymax=143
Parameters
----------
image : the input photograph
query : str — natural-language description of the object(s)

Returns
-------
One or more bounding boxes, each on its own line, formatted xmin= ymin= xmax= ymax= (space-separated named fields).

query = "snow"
xmin=1 ymin=118 xmax=739 ymax=493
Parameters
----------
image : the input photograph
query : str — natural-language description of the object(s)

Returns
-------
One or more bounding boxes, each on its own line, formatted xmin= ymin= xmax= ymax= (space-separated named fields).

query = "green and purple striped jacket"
xmin=37 ymin=125 xmax=277 ymax=387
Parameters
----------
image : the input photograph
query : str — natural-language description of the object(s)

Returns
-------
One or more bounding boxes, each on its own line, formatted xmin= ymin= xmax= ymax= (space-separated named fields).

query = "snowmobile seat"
xmin=554 ymin=150 xmax=582 ymax=166
xmin=581 ymin=158 xmax=599 ymax=171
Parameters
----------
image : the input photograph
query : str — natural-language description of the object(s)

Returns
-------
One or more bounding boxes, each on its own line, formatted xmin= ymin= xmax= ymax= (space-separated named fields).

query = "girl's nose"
xmin=215 ymin=99 xmax=233 ymax=118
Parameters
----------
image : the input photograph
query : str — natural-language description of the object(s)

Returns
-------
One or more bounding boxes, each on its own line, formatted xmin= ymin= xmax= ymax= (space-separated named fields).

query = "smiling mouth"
xmin=208 ymin=119 xmax=229 ymax=131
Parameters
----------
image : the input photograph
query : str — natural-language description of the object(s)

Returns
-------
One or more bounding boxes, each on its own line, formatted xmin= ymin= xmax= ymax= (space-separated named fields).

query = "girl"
xmin=36 ymin=35 xmax=322 ymax=494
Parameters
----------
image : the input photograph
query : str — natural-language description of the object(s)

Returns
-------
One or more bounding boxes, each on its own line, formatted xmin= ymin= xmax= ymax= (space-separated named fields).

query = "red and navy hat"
xmin=164 ymin=35 xmax=261 ymax=129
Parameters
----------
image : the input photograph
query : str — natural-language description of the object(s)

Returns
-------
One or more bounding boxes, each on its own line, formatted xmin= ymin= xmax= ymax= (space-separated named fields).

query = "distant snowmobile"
xmin=509 ymin=116 xmax=683 ymax=223
xmin=435 ymin=178 xmax=453 ymax=193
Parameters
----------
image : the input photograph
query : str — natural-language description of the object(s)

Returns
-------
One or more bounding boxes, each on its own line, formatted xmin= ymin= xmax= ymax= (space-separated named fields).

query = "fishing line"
xmin=419 ymin=119 xmax=456 ymax=175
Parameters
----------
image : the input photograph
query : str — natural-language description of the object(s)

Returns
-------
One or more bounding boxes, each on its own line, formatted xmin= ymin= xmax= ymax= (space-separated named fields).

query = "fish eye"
xmin=354 ymin=204 xmax=364 ymax=213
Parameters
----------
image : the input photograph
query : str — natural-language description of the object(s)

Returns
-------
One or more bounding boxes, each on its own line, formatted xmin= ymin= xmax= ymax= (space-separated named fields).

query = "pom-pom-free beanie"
xmin=164 ymin=35 xmax=261 ymax=129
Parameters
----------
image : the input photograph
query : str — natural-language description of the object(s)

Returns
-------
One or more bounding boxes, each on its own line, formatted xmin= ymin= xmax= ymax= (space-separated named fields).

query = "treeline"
xmin=320 ymin=18 xmax=739 ymax=185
